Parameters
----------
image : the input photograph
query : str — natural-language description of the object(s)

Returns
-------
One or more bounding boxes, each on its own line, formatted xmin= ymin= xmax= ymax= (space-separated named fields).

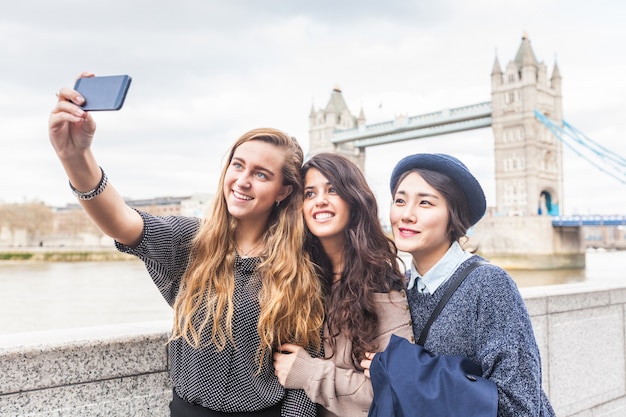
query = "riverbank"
xmin=0 ymin=248 xmax=135 ymax=262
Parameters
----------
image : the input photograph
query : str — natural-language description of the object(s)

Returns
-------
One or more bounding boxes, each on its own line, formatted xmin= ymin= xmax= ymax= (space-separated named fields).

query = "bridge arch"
xmin=539 ymin=189 xmax=558 ymax=216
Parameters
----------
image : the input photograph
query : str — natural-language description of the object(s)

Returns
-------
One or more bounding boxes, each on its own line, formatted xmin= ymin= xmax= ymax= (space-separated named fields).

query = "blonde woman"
xmin=49 ymin=73 xmax=324 ymax=417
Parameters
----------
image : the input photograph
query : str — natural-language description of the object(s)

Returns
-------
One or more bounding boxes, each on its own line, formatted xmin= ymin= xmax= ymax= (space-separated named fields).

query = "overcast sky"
xmin=1 ymin=0 xmax=625 ymax=218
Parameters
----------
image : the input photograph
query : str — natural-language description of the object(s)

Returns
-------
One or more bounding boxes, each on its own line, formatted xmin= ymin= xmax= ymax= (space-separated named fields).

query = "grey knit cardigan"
xmin=406 ymin=255 xmax=556 ymax=417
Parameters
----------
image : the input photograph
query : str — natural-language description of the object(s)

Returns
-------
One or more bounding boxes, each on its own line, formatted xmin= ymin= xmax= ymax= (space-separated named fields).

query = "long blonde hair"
xmin=171 ymin=128 xmax=324 ymax=361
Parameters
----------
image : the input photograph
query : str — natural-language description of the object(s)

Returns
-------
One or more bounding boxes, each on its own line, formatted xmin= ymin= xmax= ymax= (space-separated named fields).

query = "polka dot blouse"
xmin=116 ymin=211 xmax=317 ymax=416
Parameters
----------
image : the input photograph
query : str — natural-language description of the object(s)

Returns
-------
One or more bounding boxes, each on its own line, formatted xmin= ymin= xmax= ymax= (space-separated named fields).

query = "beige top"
xmin=284 ymin=289 xmax=414 ymax=417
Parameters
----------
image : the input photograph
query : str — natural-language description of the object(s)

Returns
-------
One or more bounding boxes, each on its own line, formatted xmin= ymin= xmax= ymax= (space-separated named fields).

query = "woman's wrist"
xmin=69 ymin=166 xmax=108 ymax=200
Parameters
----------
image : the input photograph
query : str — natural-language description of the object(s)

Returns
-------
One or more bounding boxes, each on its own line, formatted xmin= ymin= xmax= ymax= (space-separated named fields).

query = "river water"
xmin=1 ymin=250 xmax=625 ymax=335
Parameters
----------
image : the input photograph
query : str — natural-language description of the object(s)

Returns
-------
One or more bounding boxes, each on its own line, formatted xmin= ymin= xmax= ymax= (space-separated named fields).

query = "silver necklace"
xmin=235 ymin=239 xmax=263 ymax=258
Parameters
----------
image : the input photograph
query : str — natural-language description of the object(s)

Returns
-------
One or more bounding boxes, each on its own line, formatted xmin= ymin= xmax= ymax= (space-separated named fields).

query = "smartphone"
xmin=73 ymin=75 xmax=132 ymax=111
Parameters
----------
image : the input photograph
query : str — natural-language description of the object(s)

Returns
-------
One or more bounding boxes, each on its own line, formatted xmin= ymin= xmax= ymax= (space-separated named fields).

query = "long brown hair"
xmin=302 ymin=153 xmax=404 ymax=366
xmin=171 ymin=128 xmax=324 ymax=363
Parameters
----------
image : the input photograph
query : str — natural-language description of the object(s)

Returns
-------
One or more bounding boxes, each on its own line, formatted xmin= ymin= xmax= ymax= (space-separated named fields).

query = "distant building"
xmin=22 ymin=194 xmax=214 ymax=247
xmin=583 ymin=225 xmax=626 ymax=250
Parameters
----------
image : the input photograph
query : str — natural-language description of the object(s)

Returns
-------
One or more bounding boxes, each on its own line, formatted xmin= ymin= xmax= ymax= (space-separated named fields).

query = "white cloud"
xmin=0 ymin=0 xmax=624 ymax=215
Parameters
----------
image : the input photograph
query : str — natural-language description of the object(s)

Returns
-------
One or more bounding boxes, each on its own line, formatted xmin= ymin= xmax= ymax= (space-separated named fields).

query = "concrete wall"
xmin=2 ymin=282 xmax=626 ymax=416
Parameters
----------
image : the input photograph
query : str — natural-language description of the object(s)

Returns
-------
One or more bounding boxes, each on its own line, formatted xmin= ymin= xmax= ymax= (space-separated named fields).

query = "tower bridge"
xmin=308 ymin=34 xmax=624 ymax=269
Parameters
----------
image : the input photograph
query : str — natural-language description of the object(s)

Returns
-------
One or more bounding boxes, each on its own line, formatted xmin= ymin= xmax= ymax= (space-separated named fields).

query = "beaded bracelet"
xmin=69 ymin=167 xmax=108 ymax=201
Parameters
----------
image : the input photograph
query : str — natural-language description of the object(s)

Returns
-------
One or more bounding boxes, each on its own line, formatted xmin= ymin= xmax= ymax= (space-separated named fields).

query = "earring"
xmin=275 ymin=200 xmax=281 ymax=208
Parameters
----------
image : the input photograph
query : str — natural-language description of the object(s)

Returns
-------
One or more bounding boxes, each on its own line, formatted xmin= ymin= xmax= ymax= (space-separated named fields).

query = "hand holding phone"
xmin=74 ymin=75 xmax=132 ymax=111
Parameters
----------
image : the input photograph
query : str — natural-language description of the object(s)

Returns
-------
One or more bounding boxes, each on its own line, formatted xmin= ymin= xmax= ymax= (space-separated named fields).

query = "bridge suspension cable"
xmin=534 ymin=109 xmax=626 ymax=185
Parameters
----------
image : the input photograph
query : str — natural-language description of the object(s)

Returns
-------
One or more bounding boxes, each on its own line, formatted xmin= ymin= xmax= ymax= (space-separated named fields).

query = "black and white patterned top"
xmin=116 ymin=211 xmax=318 ymax=416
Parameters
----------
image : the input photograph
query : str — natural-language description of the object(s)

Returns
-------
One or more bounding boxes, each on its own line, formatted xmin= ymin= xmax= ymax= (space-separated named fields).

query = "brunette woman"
xmin=273 ymin=153 xmax=412 ymax=416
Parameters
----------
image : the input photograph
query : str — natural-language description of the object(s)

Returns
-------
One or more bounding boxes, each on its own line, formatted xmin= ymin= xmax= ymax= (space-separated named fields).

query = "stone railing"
xmin=0 ymin=321 xmax=172 ymax=417
xmin=2 ymin=282 xmax=626 ymax=416
xmin=523 ymin=282 xmax=626 ymax=416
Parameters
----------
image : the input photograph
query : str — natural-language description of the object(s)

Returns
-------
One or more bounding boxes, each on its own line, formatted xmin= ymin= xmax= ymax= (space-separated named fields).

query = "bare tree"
xmin=0 ymin=202 xmax=54 ymax=246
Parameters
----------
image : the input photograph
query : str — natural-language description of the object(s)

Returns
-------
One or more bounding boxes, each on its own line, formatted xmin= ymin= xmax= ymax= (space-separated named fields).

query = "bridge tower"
xmin=308 ymin=85 xmax=366 ymax=166
xmin=477 ymin=34 xmax=582 ymax=269
xmin=490 ymin=34 xmax=564 ymax=216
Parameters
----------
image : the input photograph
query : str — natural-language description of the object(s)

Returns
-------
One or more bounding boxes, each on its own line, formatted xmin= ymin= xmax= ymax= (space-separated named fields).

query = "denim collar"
xmin=407 ymin=241 xmax=472 ymax=293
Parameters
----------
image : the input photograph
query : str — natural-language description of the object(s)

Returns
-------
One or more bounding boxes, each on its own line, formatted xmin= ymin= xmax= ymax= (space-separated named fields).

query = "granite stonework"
xmin=0 ymin=321 xmax=172 ymax=416
xmin=522 ymin=283 xmax=626 ymax=417
xmin=3 ymin=284 xmax=626 ymax=416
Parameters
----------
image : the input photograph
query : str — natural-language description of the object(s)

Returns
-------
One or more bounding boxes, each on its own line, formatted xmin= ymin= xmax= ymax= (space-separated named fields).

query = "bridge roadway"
xmin=551 ymin=215 xmax=626 ymax=226
xmin=331 ymin=101 xmax=492 ymax=147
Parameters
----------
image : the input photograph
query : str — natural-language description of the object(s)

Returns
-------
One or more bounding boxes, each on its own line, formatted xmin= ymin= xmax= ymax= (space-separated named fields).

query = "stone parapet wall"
xmin=2 ymin=283 xmax=626 ymax=416
xmin=0 ymin=321 xmax=172 ymax=417
xmin=522 ymin=282 xmax=626 ymax=416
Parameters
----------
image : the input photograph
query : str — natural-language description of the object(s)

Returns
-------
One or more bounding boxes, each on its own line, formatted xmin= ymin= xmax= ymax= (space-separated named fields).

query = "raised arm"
xmin=49 ymin=73 xmax=143 ymax=247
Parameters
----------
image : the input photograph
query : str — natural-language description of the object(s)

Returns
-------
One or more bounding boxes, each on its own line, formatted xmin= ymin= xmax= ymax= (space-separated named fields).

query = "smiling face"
xmin=303 ymin=168 xmax=350 ymax=247
xmin=389 ymin=171 xmax=451 ymax=275
xmin=223 ymin=139 xmax=292 ymax=227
